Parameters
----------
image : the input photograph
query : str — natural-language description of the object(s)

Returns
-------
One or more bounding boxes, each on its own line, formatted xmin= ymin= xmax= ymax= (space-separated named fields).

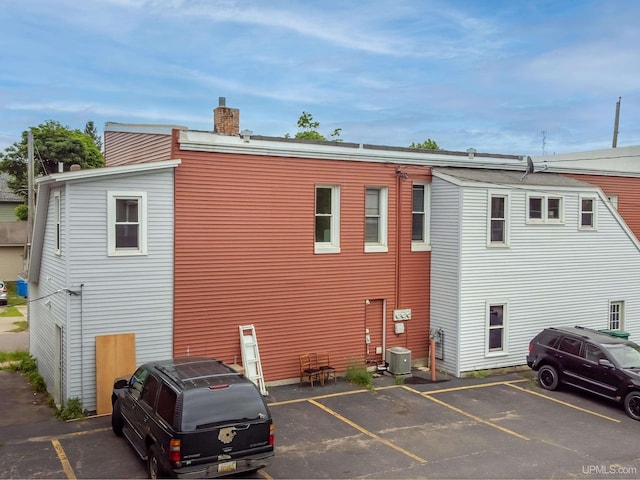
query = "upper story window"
xmin=54 ymin=192 xmax=61 ymax=255
xmin=488 ymin=192 xmax=509 ymax=247
xmin=108 ymin=191 xmax=147 ymax=256
xmin=579 ymin=196 xmax=596 ymax=229
xmin=365 ymin=187 xmax=388 ymax=253
xmin=526 ymin=194 xmax=563 ymax=223
xmin=412 ymin=183 xmax=431 ymax=251
xmin=315 ymin=185 xmax=340 ymax=254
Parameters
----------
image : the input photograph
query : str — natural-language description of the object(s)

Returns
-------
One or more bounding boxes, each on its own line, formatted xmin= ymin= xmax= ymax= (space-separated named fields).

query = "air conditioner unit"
xmin=386 ymin=347 xmax=411 ymax=375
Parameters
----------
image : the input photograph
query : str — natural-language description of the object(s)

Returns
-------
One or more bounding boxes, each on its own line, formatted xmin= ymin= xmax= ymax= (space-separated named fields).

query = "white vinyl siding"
xmin=29 ymin=168 xmax=175 ymax=411
xmin=431 ymin=170 xmax=640 ymax=376
xmin=429 ymin=177 xmax=462 ymax=375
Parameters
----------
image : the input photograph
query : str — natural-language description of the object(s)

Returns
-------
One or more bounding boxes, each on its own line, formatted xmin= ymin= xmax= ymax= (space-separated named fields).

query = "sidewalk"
xmin=0 ymin=304 xmax=29 ymax=352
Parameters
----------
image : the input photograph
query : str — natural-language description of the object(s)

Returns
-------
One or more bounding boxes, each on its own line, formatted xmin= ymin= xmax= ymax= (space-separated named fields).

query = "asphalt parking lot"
xmin=2 ymin=369 xmax=640 ymax=479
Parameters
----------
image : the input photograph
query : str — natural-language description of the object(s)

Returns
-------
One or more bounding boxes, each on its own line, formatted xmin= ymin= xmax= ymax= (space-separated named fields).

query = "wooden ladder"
xmin=238 ymin=324 xmax=268 ymax=396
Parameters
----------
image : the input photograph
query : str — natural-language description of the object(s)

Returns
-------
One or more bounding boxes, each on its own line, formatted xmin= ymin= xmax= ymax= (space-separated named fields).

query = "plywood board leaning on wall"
xmin=95 ymin=333 xmax=136 ymax=415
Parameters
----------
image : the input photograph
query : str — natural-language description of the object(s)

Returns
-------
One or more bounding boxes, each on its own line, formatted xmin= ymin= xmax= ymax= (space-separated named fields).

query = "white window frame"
xmin=107 ymin=191 xmax=147 ymax=256
xmin=411 ymin=182 xmax=431 ymax=252
xmin=314 ymin=185 xmax=340 ymax=254
xmin=487 ymin=191 xmax=510 ymax=247
xmin=365 ymin=186 xmax=388 ymax=253
xmin=486 ymin=301 xmax=508 ymax=356
xmin=609 ymin=300 xmax=625 ymax=331
xmin=54 ymin=191 xmax=61 ymax=255
xmin=579 ymin=195 xmax=597 ymax=230
xmin=526 ymin=193 xmax=564 ymax=224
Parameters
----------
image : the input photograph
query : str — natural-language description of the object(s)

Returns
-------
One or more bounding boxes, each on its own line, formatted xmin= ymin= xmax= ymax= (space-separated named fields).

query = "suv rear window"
xmin=536 ymin=331 xmax=561 ymax=348
xmin=182 ymin=384 xmax=269 ymax=431
xmin=156 ymin=384 xmax=177 ymax=425
xmin=558 ymin=337 xmax=582 ymax=356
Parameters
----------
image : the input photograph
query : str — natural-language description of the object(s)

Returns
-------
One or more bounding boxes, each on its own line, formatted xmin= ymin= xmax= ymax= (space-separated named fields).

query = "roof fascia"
xmin=35 ymin=159 xmax=181 ymax=187
xmin=178 ymin=130 xmax=525 ymax=169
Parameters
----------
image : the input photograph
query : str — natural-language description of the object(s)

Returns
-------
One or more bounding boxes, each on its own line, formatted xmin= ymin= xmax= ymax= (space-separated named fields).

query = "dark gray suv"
xmin=527 ymin=326 xmax=640 ymax=420
xmin=111 ymin=357 xmax=274 ymax=478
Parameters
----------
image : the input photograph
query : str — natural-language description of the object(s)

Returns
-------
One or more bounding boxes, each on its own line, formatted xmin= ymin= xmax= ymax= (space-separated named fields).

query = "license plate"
xmin=217 ymin=461 xmax=236 ymax=473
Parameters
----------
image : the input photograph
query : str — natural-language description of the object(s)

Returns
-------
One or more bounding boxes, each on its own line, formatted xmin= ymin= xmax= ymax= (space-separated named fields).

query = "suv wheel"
xmin=111 ymin=399 xmax=124 ymax=436
xmin=147 ymin=445 xmax=164 ymax=479
xmin=624 ymin=391 xmax=640 ymax=420
xmin=538 ymin=365 xmax=559 ymax=390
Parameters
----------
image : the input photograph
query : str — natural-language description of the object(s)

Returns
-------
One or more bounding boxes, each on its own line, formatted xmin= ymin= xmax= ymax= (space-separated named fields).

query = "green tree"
xmin=286 ymin=112 xmax=342 ymax=142
xmin=84 ymin=120 xmax=102 ymax=151
xmin=410 ymin=138 xmax=440 ymax=150
xmin=0 ymin=120 xmax=104 ymax=199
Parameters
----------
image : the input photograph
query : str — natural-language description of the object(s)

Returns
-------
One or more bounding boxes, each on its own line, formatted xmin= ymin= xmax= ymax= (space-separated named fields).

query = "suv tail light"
xmin=528 ymin=342 xmax=534 ymax=353
xmin=1 ymin=286 xmax=6 ymax=293
xmin=169 ymin=439 xmax=181 ymax=464
xmin=269 ymin=424 xmax=274 ymax=446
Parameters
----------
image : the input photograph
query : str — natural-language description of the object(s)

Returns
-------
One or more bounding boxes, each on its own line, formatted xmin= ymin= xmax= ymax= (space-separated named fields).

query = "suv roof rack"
xmin=155 ymin=359 xmax=240 ymax=387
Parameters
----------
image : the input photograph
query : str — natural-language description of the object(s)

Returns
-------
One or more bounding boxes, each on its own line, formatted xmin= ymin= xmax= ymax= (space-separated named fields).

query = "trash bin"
xmin=16 ymin=277 xmax=28 ymax=298
xmin=386 ymin=347 xmax=411 ymax=375
xmin=599 ymin=329 xmax=629 ymax=340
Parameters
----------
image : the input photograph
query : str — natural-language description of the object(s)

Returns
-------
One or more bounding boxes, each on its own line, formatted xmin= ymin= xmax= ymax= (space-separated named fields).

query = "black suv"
xmin=111 ymin=357 xmax=274 ymax=478
xmin=527 ymin=326 xmax=640 ymax=420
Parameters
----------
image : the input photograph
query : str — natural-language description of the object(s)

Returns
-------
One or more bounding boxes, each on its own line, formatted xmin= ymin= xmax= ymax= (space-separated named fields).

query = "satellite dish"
xmin=520 ymin=156 xmax=534 ymax=181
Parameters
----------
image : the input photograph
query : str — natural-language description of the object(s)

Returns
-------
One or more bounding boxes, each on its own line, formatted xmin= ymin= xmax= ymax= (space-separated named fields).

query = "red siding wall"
xmin=563 ymin=173 xmax=640 ymax=240
xmin=173 ymin=144 xmax=432 ymax=382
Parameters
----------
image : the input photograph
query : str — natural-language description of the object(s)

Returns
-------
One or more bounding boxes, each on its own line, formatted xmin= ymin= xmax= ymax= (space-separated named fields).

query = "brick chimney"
xmin=213 ymin=97 xmax=240 ymax=135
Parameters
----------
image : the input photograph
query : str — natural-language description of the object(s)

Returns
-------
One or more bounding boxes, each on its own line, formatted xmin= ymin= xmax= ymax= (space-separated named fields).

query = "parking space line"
xmin=307 ymin=399 xmax=428 ymax=464
xmin=423 ymin=378 xmax=529 ymax=395
xmin=506 ymin=383 xmax=621 ymax=423
xmin=268 ymin=385 xmax=399 ymax=407
xmin=401 ymin=385 xmax=530 ymax=441
xmin=51 ymin=439 xmax=76 ymax=480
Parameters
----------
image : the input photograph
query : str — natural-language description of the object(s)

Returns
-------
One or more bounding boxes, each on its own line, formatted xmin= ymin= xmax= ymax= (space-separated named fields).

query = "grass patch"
xmin=0 ymin=306 xmax=23 ymax=317
xmin=394 ymin=375 xmax=405 ymax=385
xmin=8 ymin=321 xmax=28 ymax=332
xmin=56 ymin=398 xmax=85 ymax=421
xmin=465 ymin=369 xmax=490 ymax=379
xmin=0 ymin=349 xmax=30 ymax=366
xmin=5 ymin=281 xmax=27 ymax=307
xmin=345 ymin=359 xmax=373 ymax=389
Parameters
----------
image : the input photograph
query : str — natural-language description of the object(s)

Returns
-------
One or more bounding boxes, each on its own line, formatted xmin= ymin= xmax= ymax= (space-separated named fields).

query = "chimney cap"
xmin=218 ymin=97 xmax=226 ymax=107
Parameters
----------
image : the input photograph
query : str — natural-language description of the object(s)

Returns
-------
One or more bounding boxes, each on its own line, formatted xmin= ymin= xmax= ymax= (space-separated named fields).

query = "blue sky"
xmin=1 ymin=0 xmax=639 ymax=157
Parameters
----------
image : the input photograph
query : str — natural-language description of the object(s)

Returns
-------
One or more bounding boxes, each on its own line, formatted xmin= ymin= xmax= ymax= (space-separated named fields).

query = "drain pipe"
xmin=430 ymin=336 xmax=436 ymax=381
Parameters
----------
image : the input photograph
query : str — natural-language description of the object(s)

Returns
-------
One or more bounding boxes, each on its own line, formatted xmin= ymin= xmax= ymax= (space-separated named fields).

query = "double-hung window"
xmin=54 ymin=192 xmax=61 ymax=255
xmin=579 ymin=195 xmax=597 ymax=229
xmin=108 ymin=191 xmax=147 ymax=256
xmin=315 ymin=185 xmax=340 ymax=254
xmin=412 ymin=182 xmax=431 ymax=251
xmin=609 ymin=301 xmax=624 ymax=330
xmin=488 ymin=192 xmax=509 ymax=246
xmin=365 ymin=187 xmax=388 ymax=253
xmin=487 ymin=302 xmax=508 ymax=355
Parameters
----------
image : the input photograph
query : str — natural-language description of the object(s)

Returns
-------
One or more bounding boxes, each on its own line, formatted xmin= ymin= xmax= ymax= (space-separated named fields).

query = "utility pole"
xmin=25 ymin=130 xmax=34 ymax=274
xmin=612 ymin=97 xmax=621 ymax=148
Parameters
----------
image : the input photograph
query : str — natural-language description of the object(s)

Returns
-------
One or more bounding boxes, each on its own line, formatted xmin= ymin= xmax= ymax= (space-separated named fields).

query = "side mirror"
xmin=598 ymin=359 xmax=614 ymax=368
xmin=114 ymin=379 xmax=129 ymax=389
